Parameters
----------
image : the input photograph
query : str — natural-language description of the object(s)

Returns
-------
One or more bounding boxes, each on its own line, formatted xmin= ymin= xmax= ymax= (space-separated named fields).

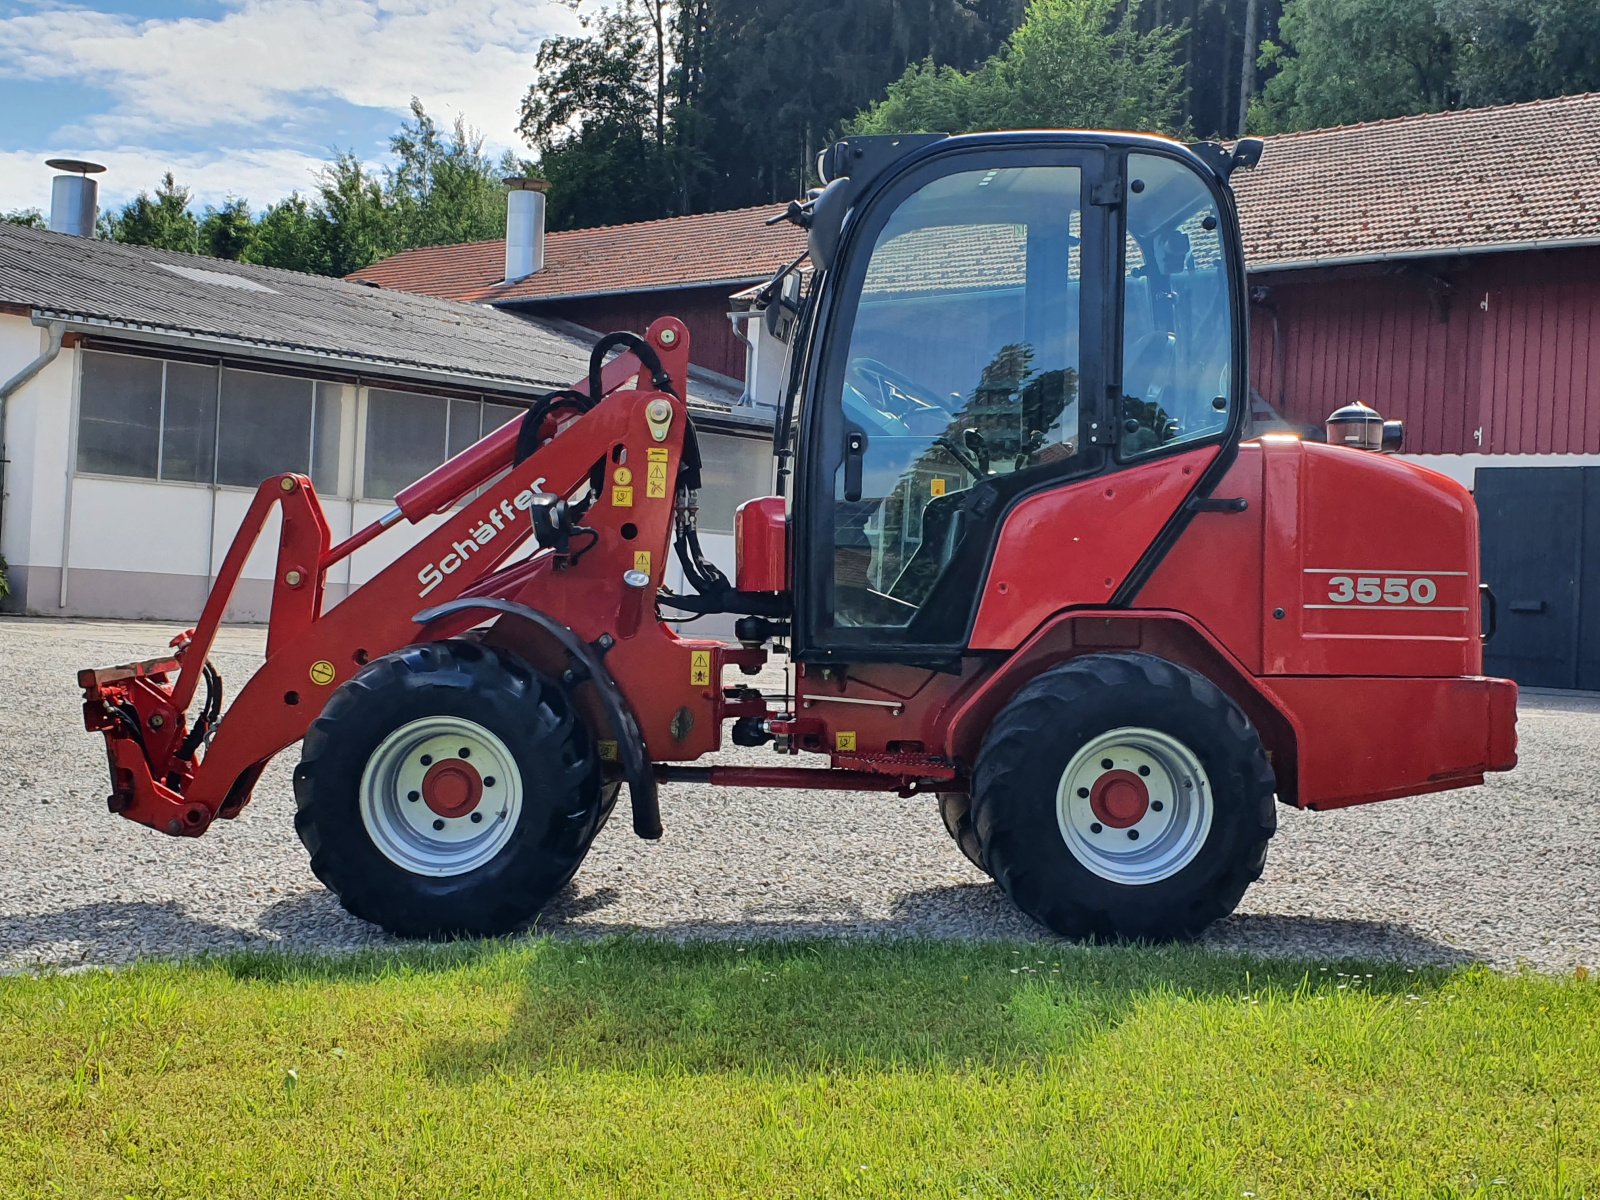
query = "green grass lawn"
xmin=1 ymin=939 xmax=1596 ymax=1199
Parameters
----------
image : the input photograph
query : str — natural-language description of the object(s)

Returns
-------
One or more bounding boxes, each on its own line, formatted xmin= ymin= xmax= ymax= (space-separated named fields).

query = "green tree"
xmin=853 ymin=0 xmax=1187 ymax=137
xmin=241 ymin=193 xmax=328 ymax=274
xmin=1439 ymin=0 xmax=1600 ymax=106
xmin=314 ymin=153 xmax=393 ymax=276
xmin=198 ymin=196 xmax=255 ymax=260
xmin=1250 ymin=0 xmax=1456 ymax=131
xmin=385 ymin=98 xmax=510 ymax=248
xmin=519 ymin=2 xmax=676 ymax=228
xmin=106 ymin=172 xmax=203 ymax=253
xmin=2 ymin=209 xmax=46 ymax=228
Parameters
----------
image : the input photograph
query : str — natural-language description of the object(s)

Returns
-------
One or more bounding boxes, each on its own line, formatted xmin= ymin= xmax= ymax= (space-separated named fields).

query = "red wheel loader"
xmin=78 ymin=131 xmax=1518 ymax=941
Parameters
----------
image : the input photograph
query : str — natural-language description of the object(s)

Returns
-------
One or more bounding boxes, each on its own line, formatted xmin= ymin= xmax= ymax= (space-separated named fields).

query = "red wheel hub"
xmin=1090 ymin=769 xmax=1149 ymax=828
xmin=421 ymin=758 xmax=483 ymax=818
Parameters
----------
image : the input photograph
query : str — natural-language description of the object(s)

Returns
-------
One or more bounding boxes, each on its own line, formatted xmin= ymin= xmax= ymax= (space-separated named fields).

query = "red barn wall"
xmin=516 ymin=284 xmax=752 ymax=381
xmin=1249 ymin=246 xmax=1600 ymax=456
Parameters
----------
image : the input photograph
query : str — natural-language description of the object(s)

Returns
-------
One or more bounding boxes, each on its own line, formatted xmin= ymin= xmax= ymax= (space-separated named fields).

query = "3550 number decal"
xmin=1325 ymin=575 xmax=1438 ymax=606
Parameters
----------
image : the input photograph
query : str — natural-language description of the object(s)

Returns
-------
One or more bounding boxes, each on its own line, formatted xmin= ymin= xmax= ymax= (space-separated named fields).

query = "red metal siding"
xmin=519 ymin=284 xmax=750 ymax=381
xmin=1249 ymin=246 xmax=1600 ymax=456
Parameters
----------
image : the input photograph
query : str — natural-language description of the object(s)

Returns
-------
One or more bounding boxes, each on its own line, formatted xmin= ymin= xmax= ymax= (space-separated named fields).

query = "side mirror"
xmin=762 ymin=269 xmax=804 ymax=341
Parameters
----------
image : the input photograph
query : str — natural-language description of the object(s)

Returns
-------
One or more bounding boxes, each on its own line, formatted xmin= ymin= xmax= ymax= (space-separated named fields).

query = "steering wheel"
xmin=845 ymin=357 xmax=955 ymax=431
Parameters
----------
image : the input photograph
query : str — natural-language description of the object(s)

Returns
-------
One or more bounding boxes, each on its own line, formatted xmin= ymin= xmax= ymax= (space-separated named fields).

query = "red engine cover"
xmin=736 ymin=496 xmax=788 ymax=594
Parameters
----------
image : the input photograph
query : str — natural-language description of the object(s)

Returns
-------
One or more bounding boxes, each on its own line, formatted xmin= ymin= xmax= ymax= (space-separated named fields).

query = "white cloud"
xmin=0 ymin=145 xmax=342 ymax=213
xmin=0 ymin=0 xmax=581 ymax=209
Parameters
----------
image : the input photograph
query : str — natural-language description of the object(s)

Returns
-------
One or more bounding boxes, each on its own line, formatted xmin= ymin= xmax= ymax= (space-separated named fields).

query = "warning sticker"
xmin=613 ymin=466 xmax=633 ymax=485
xmin=309 ymin=660 xmax=336 ymax=686
xmin=633 ymin=550 xmax=652 ymax=574
xmin=930 ymin=478 xmax=947 ymax=497
xmin=689 ymin=650 xmax=712 ymax=686
xmin=646 ymin=461 xmax=670 ymax=499
xmin=646 ymin=447 xmax=669 ymax=462
xmin=612 ymin=485 xmax=634 ymax=508
xmin=836 ymin=731 xmax=857 ymax=752
xmin=597 ymin=740 xmax=619 ymax=762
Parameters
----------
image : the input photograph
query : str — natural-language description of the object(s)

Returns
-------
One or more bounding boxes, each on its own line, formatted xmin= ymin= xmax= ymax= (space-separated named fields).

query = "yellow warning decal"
xmin=612 ymin=485 xmax=634 ymax=508
xmin=309 ymin=660 xmax=336 ymax=686
xmin=689 ymin=650 xmax=713 ymax=686
xmin=930 ymin=477 xmax=947 ymax=497
xmin=633 ymin=549 xmax=652 ymax=574
xmin=646 ymin=447 xmax=670 ymax=461
xmin=836 ymin=731 xmax=857 ymax=752
xmin=597 ymin=740 xmax=619 ymax=762
xmin=613 ymin=466 xmax=633 ymax=485
xmin=646 ymin=461 xmax=670 ymax=499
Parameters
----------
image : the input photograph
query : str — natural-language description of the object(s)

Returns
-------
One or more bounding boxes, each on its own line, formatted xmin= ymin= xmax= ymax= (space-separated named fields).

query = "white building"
xmin=0 ymin=218 xmax=769 ymax=622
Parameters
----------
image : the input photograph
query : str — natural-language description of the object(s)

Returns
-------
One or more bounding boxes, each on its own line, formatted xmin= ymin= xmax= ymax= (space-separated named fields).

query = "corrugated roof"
xmin=1235 ymin=92 xmax=1600 ymax=271
xmin=0 ymin=221 xmax=749 ymax=416
xmin=353 ymin=93 xmax=1600 ymax=298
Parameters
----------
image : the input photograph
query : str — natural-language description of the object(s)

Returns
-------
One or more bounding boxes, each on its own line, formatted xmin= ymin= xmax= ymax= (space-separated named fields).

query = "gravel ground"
xmin=2 ymin=615 xmax=1596 ymax=973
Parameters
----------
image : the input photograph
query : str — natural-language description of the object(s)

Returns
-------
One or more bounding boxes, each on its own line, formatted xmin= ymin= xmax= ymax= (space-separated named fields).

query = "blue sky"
xmin=0 ymin=0 xmax=578 ymax=215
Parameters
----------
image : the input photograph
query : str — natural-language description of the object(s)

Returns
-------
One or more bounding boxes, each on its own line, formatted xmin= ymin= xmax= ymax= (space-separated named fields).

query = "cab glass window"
xmin=830 ymin=164 xmax=1083 ymax=628
xmin=1119 ymin=154 xmax=1233 ymax=457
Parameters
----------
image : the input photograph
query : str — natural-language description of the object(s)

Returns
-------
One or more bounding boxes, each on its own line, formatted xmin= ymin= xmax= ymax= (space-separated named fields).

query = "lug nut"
xmin=1100 ymin=758 xmax=1114 ymax=770
xmin=458 ymin=747 xmax=471 ymax=758
xmin=1077 ymin=787 xmax=1089 ymax=799
xmin=407 ymin=790 xmax=419 ymax=802
xmin=1089 ymin=822 xmax=1103 ymax=834
xmin=1127 ymin=830 xmax=1140 ymax=841
xmin=1138 ymin=765 xmax=1151 ymax=777
xmin=432 ymin=819 xmax=445 ymax=831
xmin=420 ymin=754 xmax=433 ymax=766
xmin=470 ymin=812 xmax=483 ymax=824
xmin=1151 ymin=800 xmax=1164 ymax=812
xmin=483 ymin=776 xmax=496 ymax=787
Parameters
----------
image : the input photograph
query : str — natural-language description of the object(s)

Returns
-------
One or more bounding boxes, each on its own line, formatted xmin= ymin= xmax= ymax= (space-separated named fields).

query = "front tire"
xmin=293 ymin=640 xmax=605 ymax=938
xmin=971 ymin=652 xmax=1276 ymax=941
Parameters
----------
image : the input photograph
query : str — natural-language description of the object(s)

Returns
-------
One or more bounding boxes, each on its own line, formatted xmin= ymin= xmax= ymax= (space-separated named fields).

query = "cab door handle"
xmin=843 ymin=429 xmax=866 ymax=502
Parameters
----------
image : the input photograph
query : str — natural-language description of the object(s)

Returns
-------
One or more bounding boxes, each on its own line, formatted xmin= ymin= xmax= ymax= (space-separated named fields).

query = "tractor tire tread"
xmin=971 ymin=651 xmax=1275 ymax=942
xmin=293 ymin=639 xmax=603 ymax=939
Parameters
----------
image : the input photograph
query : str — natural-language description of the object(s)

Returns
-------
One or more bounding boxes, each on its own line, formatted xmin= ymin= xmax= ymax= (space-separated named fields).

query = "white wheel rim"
xmin=1055 ymin=727 xmax=1213 ymax=885
xmin=359 ymin=716 xmax=523 ymax=877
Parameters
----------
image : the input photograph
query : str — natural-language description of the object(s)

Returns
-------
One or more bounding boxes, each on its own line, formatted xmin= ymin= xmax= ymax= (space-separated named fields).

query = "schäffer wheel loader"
xmin=79 ymin=130 xmax=1518 ymax=941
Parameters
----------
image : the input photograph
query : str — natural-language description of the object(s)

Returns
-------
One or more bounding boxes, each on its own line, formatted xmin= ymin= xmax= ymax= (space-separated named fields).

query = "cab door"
xmin=792 ymin=139 xmax=1245 ymax=664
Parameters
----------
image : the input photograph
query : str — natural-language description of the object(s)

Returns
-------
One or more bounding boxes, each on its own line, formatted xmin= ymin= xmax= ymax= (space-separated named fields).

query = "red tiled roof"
xmin=350 ymin=204 xmax=807 ymax=303
xmin=352 ymin=93 xmax=1600 ymax=300
xmin=1237 ymin=91 xmax=1600 ymax=271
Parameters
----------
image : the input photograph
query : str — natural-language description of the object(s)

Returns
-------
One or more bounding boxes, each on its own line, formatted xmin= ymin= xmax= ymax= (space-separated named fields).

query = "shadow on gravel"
xmin=3 ymin=880 xmax=1478 ymax=973
xmin=0 ymin=899 xmax=296 ymax=970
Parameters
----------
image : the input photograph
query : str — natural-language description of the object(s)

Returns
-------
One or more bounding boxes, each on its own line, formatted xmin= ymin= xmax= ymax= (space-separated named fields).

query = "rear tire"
xmin=971 ymin=652 xmax=1275 ymax=941
xmin=293 ymin=640 xmax=604 ymax=938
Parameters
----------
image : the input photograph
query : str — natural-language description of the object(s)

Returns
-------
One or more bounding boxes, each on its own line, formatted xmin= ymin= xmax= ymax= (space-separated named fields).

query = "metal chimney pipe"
xmin=503 ymin=177 xmax=550 ymax=283
xmin=46 ymin=158 xmax=106 ymax=237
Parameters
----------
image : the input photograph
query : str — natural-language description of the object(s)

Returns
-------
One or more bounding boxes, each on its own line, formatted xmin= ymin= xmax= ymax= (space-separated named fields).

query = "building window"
xmin=362 ymin=390 xmax=523 ymax=500
xmin=695 ymin=431 xmax=774 ymax=533
xmin=76 ymin=351 xmax=163 ymax=478
xmin=75 ymin=348 xmax=529 ymax=503
xmin=160 ymin=361 xmax=219 ymax=483
xmin=76 ymin=350 xmax=349 ymax=493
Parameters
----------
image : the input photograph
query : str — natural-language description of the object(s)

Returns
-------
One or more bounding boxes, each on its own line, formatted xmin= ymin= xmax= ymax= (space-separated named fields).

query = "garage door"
xmin=1476 ymin=466 xmax=1600 ymax=690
